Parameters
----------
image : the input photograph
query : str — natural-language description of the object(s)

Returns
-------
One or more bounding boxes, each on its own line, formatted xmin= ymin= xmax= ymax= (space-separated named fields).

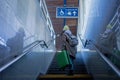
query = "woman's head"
xmin=63 ymin=25 xmax=69 ymax=31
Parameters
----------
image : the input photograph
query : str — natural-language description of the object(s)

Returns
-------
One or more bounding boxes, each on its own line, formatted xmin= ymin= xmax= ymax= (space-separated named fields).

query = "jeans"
xmin=69 ymin=56 xmax=74 ymax=70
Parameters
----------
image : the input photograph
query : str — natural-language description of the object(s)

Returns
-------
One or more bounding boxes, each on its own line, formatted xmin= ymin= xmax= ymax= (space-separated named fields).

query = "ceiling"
xmin=45 ymin=0 xmax=79 ymax=50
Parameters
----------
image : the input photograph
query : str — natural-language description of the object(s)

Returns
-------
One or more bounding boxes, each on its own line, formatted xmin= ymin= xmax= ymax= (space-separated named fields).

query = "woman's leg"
xmin=67 ymin=56 xmax=74 ymax=75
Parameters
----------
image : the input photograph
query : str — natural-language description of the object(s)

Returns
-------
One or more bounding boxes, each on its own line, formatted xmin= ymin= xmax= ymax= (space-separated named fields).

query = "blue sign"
xmin=56 ymin=7 xmax=78 ymax=18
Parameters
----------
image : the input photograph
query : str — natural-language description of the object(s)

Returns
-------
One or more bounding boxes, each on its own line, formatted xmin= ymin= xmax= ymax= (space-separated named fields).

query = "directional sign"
xmin=56 ymin=7 xmax=78 ymax=18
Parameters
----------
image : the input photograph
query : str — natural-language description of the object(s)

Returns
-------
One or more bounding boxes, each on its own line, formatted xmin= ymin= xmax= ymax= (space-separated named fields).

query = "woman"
xmin=62 ymin=25 xmax=77 ymax=75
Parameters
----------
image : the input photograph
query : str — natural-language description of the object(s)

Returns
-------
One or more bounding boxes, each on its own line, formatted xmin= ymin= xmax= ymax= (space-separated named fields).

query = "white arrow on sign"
xmin=73 ymin=11 xmax=77 ymax=16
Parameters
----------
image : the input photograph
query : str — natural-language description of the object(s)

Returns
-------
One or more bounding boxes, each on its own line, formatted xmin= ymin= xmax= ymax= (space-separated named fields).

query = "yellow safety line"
xmin=39 ymin=74 xmax=92 ymax=78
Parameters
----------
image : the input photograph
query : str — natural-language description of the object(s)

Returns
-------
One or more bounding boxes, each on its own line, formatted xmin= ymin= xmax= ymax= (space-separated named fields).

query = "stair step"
xmin=39 ymin=74 xmax=92 ymax=79
xmin=47 ymin=70 xmax=87 ymax=74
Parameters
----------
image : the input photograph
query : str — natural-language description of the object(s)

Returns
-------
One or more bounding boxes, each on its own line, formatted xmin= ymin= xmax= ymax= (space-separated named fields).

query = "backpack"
xmin=65 ymin=33 xmax=78 ymax=47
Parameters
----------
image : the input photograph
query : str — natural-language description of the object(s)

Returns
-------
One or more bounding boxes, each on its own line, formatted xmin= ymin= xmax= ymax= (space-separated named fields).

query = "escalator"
xmin=81 ymin=51 xmax=120 ymax=80
xmin=37 ymin=35 xmax=120 ymax=80
xmin=0 ymin=40 xmax=48 ymax=72
xmin=0 ymin=39 xmax=120 ymax=80
xmin=78 ymin=33 xmax=120 ymax=80
xmin=0 ymin=40 xmax=51 ymax=80
xmin=37 ymin=52 xmax=93 ymax=80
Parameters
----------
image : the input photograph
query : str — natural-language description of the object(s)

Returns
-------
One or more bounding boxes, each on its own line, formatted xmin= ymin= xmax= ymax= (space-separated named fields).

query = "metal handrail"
xmin=0 ymin=40 xmax=48 ymax=72
xmin=89 ymin=40 xmax=120 ymax=77
xmin=78 ymin=34 xmax=85 ymax=47
xmin=78 ymin=33 xmax=120 ymax=77
xmin=98 ymin=44 xmax=120 ymax=61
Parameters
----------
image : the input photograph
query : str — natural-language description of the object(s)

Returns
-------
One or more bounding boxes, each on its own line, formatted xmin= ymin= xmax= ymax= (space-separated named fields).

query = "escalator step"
xmin=38 ymin=74 xmax=93 ymax=79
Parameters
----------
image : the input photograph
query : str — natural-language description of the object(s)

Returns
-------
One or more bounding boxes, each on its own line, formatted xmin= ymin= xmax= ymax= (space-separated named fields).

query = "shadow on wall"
xmin=0 ymin=27 xmax=25 ymax=66
xmin=0 ymin=37 xmax=10 ymax=66
xmin=6 ymin=27 xmax=25 ymax=57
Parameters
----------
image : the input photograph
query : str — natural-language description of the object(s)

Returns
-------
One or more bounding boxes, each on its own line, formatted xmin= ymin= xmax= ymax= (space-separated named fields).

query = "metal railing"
xmin=78 ymin=34 xmax=85 ymax=47
xmin=0 ymin=40 xmax=48 ymax=72
xmin=97 ymin=44 xmax=120 ymax=62
xmin=40 ymin=0 xmax=55 ymax=38
xmin=106 ymin=4 xmax=120 ymax=35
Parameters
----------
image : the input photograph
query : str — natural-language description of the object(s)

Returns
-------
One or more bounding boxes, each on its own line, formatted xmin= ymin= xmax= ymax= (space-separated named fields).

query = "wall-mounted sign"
xmin=56 ymin=7 xmax=78 ymax=18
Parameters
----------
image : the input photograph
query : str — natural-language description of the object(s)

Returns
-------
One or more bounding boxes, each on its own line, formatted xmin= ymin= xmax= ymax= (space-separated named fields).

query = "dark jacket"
xmin=62 ymin=30 xmax=77 ymax=59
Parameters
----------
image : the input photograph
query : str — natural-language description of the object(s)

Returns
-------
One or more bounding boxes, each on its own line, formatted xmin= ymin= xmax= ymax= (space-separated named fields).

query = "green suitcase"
xmin=56 ymin=50 xmax=71 ymax=69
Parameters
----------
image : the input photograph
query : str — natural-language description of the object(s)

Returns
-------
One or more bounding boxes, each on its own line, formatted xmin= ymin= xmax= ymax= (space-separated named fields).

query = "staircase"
xmin=37 ymin=52 xmax=93 ymax=80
